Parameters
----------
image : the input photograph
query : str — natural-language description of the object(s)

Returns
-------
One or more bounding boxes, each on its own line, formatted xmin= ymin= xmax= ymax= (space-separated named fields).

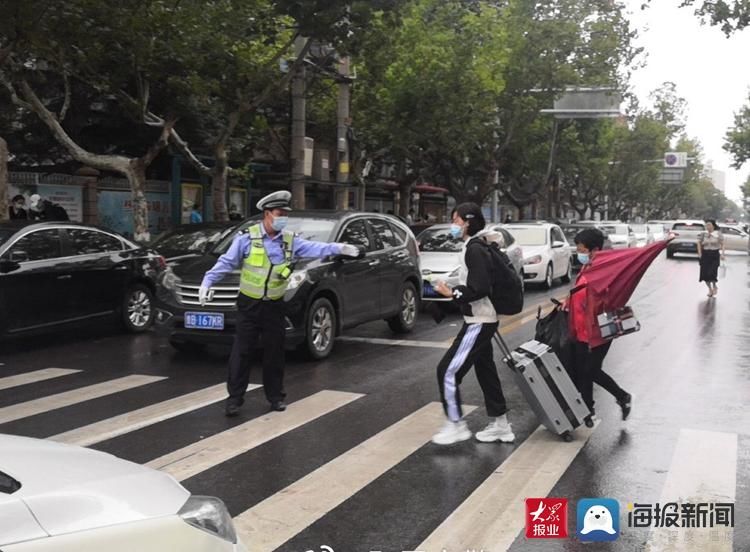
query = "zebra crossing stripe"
xmin=0 ymin=368 xmax=81 ymax=391
xmin=0 ymin=375 xmax=166 ymax=425
xmin=50 ymin=383 xmax=262 ymax=447
xmin=146 ymin=390 xmax=364 ymax=481
xmin=233 ymin=401 xmax=478 ymax=552
xmin=418 ymin=424 xmax=594 ymax=552
xmin=645 ymin=429 xmax=736 ymax=551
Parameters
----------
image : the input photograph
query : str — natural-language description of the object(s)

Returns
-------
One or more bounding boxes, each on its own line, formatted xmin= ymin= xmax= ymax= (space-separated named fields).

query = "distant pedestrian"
xmin=698 ymin=219 xmax=724 ymax=297
xmin=28 ymin=194 xmax=69 ymax=221
xmin=504 ymin=213 xmax=513 ymax=224
xmin=568 ymin=228 xmax=632 ymax=423
xmin=431 ymin=202 xmax=514 ymax=446
xmin=190 ymin=204 xmax=203 ymax=224
xmin=406 ymin=209 xmax=415 ymax=225
xmin=8 ymin=194 xmax=28 ymax=220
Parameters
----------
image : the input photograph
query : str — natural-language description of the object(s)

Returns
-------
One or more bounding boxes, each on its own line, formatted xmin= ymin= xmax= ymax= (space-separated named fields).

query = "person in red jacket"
xmin=569 ymin=228 xmax=632 ymax=424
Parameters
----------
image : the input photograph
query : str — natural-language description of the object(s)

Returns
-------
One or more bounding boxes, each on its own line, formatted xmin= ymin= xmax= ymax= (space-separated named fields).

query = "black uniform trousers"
xmin=227 ymin=294 xmax=286 ymax=405
xmin=436 ymin=321 xmax=508 ymax=422
xmin=571 ymin=340 xmax=627 ymax=411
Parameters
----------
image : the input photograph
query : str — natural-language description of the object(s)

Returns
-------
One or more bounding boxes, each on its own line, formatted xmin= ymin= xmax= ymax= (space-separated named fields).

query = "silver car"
xmin=417 ymin=224 xmax=524 ymax=301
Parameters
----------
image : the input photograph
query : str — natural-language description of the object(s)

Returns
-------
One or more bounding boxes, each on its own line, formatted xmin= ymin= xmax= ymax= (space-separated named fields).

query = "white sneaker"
xmin=475 ymin=417 xmax=516 ymax=443
xmin=431 ymin=420 xmax=472 ymax=445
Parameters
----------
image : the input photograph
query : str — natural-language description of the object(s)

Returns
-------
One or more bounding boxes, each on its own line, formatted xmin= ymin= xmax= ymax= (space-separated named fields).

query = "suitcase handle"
xmin=492 ymin=331 xmax=526 ymax=372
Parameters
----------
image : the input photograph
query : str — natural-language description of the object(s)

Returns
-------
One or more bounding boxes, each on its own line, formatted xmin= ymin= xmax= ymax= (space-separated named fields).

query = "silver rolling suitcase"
xmin=493 ymin=333 xmax=591 ymax=442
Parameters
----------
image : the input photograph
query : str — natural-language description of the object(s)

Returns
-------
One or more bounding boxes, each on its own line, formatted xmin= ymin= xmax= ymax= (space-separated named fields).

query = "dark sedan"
xmin=0 ymin=222 xmax=167 ymax=337
xmin=155 ymin=211 xmax=422 ymax=359
xmin=150 ymin=222 xmax=239 ymax=264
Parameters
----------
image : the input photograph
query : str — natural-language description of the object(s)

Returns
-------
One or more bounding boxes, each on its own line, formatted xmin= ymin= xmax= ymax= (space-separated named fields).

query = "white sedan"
xmin=0 ymin=434 xmax=247 ymax=552
xmin=502 ymin=223 xmax=572 ymax=289
xmin=720 ymin=224 xmax=750 ymax=253
xmin=417 ymin=224 xmax=525 ymax=301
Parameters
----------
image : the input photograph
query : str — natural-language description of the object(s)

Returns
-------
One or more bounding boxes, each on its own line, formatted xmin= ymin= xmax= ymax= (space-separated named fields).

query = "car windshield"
xmin=506 ymin=227 xmax=548 ymax=246
xmin=152 ymin=227 xmax=231 ymax=256
xmin=213 ymin=218 xmax=336 ymax=254
xmin=0 ymin=229 xmax=14 ymax=247
xmin=417 ymin=228 xmax=463 ymax=252
xmin=601 ymin=225 xmax=629 ymax=235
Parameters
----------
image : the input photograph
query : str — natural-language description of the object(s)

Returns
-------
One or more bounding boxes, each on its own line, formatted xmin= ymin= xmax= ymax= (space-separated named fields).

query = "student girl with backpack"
xmin=431 ymin=202 xmax=516 ymax=446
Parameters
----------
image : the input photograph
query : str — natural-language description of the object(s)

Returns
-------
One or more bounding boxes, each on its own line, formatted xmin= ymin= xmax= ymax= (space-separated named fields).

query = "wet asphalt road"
xmin=1 ymin=251 xmax=748 ymax=552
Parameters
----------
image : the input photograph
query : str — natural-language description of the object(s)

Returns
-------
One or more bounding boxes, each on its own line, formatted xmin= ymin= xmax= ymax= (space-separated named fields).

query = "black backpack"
xmin=471 ymin=237 xmax=524 ymax=315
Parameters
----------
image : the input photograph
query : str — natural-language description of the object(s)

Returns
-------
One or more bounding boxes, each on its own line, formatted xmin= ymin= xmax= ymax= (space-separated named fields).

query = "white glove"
xmin=198 ymin=285 xmax=211 ymax=306
xmin=339 ymin=244 xmax=360 ymax=257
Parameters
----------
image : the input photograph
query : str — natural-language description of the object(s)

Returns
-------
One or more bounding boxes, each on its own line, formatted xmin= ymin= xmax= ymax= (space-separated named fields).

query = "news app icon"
xmin=577 ymin=498 xmax=620 ymax=542
xmin=525 ymin=498 xmax=568 ymax=539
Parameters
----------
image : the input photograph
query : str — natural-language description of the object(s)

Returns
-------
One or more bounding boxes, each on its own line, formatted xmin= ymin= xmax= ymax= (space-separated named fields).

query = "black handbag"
xmin=535 ymin=299 xmax=575 ymax=374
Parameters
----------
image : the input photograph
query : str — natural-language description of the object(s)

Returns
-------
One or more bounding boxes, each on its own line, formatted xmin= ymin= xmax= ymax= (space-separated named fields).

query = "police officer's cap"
xmin=257 ymin=190 xmax=293 ymax=212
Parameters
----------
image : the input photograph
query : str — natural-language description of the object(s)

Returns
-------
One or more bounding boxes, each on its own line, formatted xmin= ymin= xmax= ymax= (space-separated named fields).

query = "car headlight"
xmin=160 ymin=268 xmax=181 ymax=291
xmin=524 ymin=255 xmax=542 ymax=265
xmin=286 ymin=269 xmax=308 ymax=291
xmin=178 ymin=495 xmax=237 ymax=544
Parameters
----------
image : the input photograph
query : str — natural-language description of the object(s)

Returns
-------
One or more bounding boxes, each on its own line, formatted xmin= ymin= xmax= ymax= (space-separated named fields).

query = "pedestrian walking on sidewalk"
xmin=569 ymin=228 xmax=632 ymax=423
xmin=431 ymin=202 xmax=514 ymax=446
xmin=198 ymin=190 xmax=361 ymax=416
xmin=698 ymin=219 xmax=724 ymax=298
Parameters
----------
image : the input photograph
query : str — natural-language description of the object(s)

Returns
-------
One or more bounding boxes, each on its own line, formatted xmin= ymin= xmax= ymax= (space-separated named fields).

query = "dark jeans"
xmin=436 ymin=322 xmax=508 ymax=422
xmin=572 ymin=340 xmax=628 ymax=411
xmin=227 ymin=295 xmax=286 ymax=404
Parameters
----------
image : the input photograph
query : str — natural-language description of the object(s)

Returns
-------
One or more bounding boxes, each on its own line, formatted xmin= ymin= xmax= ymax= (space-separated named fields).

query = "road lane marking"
xmin=0 ymin=368 xmax=81 ymax=391
xmin=337 ymin=336 xmax=451 ymax=349
xmin=645 ymin=429 xmax=736 ymax=552
xmin=50 ymin=383 xmax=262 ymax=446
xmin=0 ymin=375 xmax=166 ymax=425
xmin=147 ymin=390 xmax=364 ymax=481
xmin=233 ymin=401 xmax=478 ymax=552
xmin=418 ymin=424 xmax=594 ymax=552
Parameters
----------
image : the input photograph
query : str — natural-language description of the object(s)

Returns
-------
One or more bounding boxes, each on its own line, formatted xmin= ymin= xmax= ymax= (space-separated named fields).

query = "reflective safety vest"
xmin=239 ymin=224 xmax=295 ymax=300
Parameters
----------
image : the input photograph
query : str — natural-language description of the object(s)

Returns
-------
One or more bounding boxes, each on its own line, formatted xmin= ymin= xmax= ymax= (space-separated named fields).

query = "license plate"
xmin=184 ymin=312 xmax=225 ymax=330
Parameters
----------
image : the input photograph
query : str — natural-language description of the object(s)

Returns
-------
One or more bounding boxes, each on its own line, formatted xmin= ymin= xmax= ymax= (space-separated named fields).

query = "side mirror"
xmin=0 ymin=259 xmax=21 ymax=274
xmin=9 ymin=250 xmax=29 ymax=263
xmin=552 ymin=241 xmax=566 ymax=249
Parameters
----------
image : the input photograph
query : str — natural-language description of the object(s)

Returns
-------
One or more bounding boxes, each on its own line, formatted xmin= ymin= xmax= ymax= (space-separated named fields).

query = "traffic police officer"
xmin=199 ymin=191 xmax=360 ymax=416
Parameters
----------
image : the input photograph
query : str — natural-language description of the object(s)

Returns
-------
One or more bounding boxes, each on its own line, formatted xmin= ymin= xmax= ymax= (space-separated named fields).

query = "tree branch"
xmin=16 ymin=79 xmax=130 ymax=173
xmin=140 ymin=117 xmax=177 ymax=167
xmin=59 ymin=70 xmax=71 ymax=121
xmin=168 ymin=128 xmax=212 ymax=176
xmin=0 ymin=71 xmax=32 ymax=110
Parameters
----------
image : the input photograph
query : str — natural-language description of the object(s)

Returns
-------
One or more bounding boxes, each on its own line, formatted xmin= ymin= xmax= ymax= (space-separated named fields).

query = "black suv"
xmin=0 ymin=222 xmax=167 ymax=338
xmin=155 ymin=211 xmax=422 ymax=359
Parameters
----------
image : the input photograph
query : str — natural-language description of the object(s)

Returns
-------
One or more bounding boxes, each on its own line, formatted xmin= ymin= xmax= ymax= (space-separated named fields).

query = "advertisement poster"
xmin=229 ymin=187 xmax=248 ymax=220
xmin=98 ymin=190 xmax=171 ymax=239
xmin=181 ymin=183 xmax=203 ymax=224
xmin=8 ymin=183 xmax=83 ymax=222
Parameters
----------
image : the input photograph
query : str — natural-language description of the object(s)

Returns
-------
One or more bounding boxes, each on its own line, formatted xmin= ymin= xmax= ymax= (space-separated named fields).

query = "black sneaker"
xmin=584 ymin=408 xmax=596 ymax=428
xmin=225 ymin=402 xmax=241 ymax=417
xmin=270 ymin=401 xmax=287 ymax=412
xmin=618 ymin=393 xmax=632 ymax=421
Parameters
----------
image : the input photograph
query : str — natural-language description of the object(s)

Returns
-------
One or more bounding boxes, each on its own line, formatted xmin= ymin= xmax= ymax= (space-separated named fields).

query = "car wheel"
xmin=387 ymin=281 xmax=418 ymax=334
xmin=543 ymin=264 xmax=554 ymax=290
xmin=561 ymin=260 xmax=573 ymax=283
xmin=305 ymin=297 xmax=336 ymax=360
xmin=121 ymin=284 xmax=155 ymax=333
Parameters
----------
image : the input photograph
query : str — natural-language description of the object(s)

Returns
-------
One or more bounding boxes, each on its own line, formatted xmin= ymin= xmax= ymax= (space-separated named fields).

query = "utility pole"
xmin=290 ymin=36 xmax=307 ymax=210
xmin=0 ymin=137 xmax=8 ymax=222
xmin=335 ymin=56 xmax=351 ymax=210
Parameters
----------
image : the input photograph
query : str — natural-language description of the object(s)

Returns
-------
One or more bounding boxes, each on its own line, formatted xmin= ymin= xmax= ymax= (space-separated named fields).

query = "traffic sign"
xmin=664 ymin=152 xmax=688 ymax=168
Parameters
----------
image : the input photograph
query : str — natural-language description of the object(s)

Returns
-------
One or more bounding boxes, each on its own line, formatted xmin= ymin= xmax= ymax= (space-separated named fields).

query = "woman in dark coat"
xmin=697 ymin=219 xmax=724 ymax=297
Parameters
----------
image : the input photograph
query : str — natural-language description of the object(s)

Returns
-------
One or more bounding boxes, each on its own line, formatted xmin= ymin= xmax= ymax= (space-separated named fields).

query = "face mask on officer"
xmin=271 ymin=215 xmax=288 ymax=231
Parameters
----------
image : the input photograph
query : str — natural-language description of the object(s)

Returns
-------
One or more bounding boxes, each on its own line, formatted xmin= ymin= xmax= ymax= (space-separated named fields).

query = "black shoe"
xmin=584 ymin=407 xmax=596 ymax=428
xmin=270 ymin=401 xmax=287 ymax=412
xmin=225 ymin=402 xmax=241 ymax=417
xmin=618 ymin=393 xmax=632 ymax=421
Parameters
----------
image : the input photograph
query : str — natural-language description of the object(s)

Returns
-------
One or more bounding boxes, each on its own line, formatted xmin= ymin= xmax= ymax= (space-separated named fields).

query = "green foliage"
xmin=724 ymin=95 xmax=750 ymax=169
